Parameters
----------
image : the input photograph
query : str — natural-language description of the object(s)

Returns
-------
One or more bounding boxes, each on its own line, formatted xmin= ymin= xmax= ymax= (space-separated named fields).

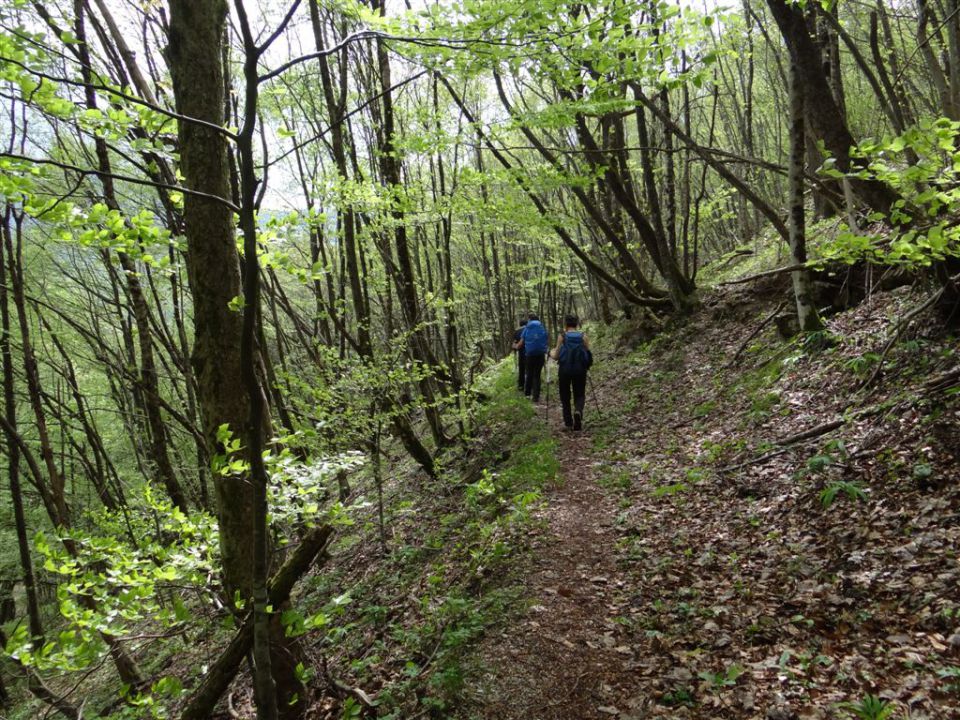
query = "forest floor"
xmin=194 ymin=273 xmax=960 ymax=720
xmin=457 ymin=275 xmax=960 ymax=720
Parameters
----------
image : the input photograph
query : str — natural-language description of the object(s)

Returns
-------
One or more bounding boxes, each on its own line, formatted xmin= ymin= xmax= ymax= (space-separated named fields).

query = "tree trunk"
xmin=73 ymin=0 xmax=189 ymax=512
xmin=308 ymin=0 xmax=371 ymax=355
xmin=0 ymin=211 xmax=44 ymax=644
xmin=788 ymin=53 xmax=823 ymax=333
xmin=168 ymin=0 xmax=253 ymax=602
xmin=170 ymin=4 xmax=310 ymax=713
xmin=766 ymin=0 xmax=899 ymax=215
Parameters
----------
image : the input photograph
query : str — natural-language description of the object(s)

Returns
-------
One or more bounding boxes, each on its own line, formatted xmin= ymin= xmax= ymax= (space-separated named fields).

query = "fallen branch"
xmin=719 ymin=402 xmax=892 ymax=474
xmin=776 ymin=418 xmax=846 ymax=446
xmin=328 ymin=675 xmax=378 ymax=709
xmin=718 ymin=249 xmax=754 ymax=268
xmin=180 ymin=524 xmax=334 ymax=720
xmin=925 ymin=365 xmax=960 ymax=394
xmin=718 ymin=421 xmax=843 ymax=474
xmin=861 ymin=274 xmax=960 ymax=390
xmin=718 ymin=264 xmax=805 ymax=286
xmin=724 ymin=301 xmax=787 ymax=369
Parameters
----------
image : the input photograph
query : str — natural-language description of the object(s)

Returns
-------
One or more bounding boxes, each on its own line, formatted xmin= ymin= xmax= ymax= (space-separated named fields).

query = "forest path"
xmin=460 ymin=398 xmax=644 ymax=720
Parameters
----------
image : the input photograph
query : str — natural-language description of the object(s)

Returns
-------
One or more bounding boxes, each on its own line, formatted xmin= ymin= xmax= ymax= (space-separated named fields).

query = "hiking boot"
xmin=573 ymin=412 xmax=582 ymax=431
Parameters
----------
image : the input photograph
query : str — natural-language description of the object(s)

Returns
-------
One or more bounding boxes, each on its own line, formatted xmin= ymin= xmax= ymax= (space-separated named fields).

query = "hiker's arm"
xmin=583 ymin=334 xmax=591 ymax=350
xmin=550 ymin=333 xmax=563 ymax=360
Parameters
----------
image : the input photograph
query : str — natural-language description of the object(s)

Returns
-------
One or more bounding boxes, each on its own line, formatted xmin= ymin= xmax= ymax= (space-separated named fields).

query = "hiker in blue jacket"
xmin=518 ymin=313 xmax=548 ymax=401
xmin=551 ymin=315 xmax=592 ymax=431
xmin=512 ymin=318 xmax=528 ymax=391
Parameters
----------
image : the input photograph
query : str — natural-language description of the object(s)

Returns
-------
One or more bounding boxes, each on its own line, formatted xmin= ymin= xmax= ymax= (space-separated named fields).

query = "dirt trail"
xmin=462 ymin=410 xmax=642 ymax=720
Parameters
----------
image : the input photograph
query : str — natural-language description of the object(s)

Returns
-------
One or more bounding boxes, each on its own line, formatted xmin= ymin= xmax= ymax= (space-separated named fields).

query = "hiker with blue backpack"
xmin=517 ymin=313 xmax=548 ymax=401
xmin=551 ymin=315 xmax=593 ymax=431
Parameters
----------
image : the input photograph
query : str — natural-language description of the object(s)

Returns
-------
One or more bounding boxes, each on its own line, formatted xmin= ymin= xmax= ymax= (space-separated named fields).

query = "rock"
xmin=775 ymin=312 xmax=799 ymax=339
xmin=949 ymin=631 xmax=960 ymax=654
xmin=767 ymin=707 xmax=799 ymax=720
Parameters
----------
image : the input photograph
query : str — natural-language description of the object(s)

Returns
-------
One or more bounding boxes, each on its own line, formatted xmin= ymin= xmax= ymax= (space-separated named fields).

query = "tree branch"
xmin=0 ymin=153 xmax=240 ymax=212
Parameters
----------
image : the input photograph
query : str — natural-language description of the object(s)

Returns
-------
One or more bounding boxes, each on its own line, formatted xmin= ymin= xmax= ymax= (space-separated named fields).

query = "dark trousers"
xmin=517 ymin=352 xmax=526 ymax=390
xmin=559 ymin=371 xmax=587 ymax=428
xmin=524 ymin=353 xmax=545 ymax=400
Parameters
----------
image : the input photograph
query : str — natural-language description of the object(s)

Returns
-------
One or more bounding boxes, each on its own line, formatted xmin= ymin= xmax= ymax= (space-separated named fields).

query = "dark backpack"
xmin=558 ymin=331 xmax=592 ymax=374
xmin=522 ymin=320 xmax=548 ymax=355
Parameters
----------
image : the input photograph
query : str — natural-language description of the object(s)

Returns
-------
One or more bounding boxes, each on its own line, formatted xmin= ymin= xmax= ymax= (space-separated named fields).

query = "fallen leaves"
xmin=451 ymin=286 xmax=960 ymax=720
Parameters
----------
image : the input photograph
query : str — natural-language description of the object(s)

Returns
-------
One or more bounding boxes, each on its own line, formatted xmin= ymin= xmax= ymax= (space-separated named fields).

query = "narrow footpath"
xmin=461 ymin=406 xmax=644 ymax=720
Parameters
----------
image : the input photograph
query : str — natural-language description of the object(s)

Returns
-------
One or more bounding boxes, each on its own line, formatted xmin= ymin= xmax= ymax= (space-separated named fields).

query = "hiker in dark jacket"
xmin=518 ymin=314 xmax=548 ymax=401
xmin=551 ymin=315 xmax=592 ymax=431
xmin=512 ymin=318 xmax=528 ymax=391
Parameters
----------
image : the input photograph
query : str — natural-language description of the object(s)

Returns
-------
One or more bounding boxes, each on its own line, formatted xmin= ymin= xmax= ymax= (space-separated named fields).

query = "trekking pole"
xmin=587 ymin=373 xmax=603 ymax=422
xmin=544 ymin=356 xmax=550 ymax=423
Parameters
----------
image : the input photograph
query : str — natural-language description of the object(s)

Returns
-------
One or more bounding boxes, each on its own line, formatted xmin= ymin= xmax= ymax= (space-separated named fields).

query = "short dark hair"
xmin=528 ymin=313 xmax=539 ymax=321
xmin=564 ymin=314 xmax=580 ymax=328
xmin=519 ymin=319 xmax=527 ymax=327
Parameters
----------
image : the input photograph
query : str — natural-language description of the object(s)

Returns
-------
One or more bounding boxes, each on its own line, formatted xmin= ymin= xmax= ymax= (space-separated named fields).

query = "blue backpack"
xmin=558 ymin=331 xmax=592 ymax=374
xmin=522 ymin=320 xmax=548 ymax=355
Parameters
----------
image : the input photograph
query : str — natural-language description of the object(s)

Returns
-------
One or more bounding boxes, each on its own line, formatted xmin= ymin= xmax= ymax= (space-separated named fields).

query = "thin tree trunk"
xmin=0 ymin=214 xmax=44 ymax=643
xmin=74 ymin=0 xmax=189 ymax=512
xmin=788 ymin=54 xmax=823 ymax=332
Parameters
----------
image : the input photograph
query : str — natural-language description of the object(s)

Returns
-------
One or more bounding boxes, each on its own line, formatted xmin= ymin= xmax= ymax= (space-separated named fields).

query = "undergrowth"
xmin=301 ymin=360 xmax=558 ymax=718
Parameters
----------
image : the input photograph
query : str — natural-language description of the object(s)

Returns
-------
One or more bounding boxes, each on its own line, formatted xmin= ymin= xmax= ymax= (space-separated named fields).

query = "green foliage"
xmin=819 ymin=480 xmax=867 ymax=507
xmin=802 ymin=329 xmax=840 ymax=353
xmin=837 ymin=694 xmax=896 ymax=720
xmin=267 ymin=451 xmax=366 ymax=542
xmin=4 ymin=449 xmax=364 ymax=712
xmin=844 ymin=352 xmax=882 ymax=379
xmin=598 ymin=466 xmax=633 ymax=491
xmin=748 ymin=391 xmax=782 ymax=423
xmin=297 ymin=361 xmax=553 ymax=715
xmin=698 ymin=663 xmax=744 ymax=691
xmin=659 ymin=686 xmax=696 ymax=707
xmin=819 ymin=118 xmax=960 ymax=268
xmin=340 ymin=697 xmax=363 ymax=720
xmin=938 ymin=666 xmax=960 ymax=693
xmin=8 ymin=488 xmax=219 ymax=673
xmin=652 ymin=481 xmax=688 ymax=498
xmin=804 ymin=440 xmax=869 ymax=508
xmin=692 ymin=399 xmax=717 ymax=417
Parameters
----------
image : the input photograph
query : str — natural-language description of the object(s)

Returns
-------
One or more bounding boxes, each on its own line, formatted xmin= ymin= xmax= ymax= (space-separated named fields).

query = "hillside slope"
xmin=459 ymin=276 xmax=960 ymax=720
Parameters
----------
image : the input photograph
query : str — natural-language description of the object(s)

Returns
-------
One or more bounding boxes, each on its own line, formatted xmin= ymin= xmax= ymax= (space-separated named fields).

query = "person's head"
xmin=518 ymin=318 xmax=527 ymax=327
xmin=564 ymin=314 xmax=580 ymax=330
xmin=528 ymin=313 xmax=539 ymax=322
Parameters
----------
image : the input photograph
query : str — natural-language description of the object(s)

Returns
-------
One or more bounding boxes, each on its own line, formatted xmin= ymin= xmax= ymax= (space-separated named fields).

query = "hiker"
xmin=518 ymin=313 xmax=548 ymax=401
xmin=512 ymin=318 xmax=528 ymax=391
xmin=551 ymin=315 xmax=592 ymax=431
